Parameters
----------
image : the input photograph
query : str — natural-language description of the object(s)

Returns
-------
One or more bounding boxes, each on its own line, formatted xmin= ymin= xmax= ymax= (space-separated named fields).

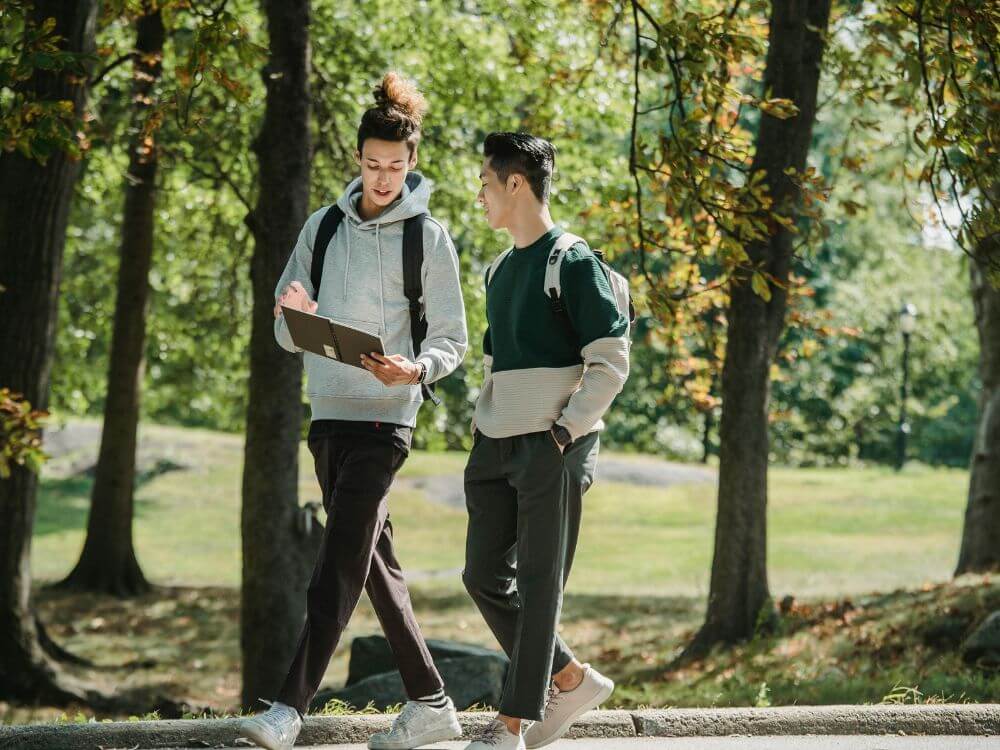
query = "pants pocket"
xmin=390 ymin=444 xmax=407 ymax=475
xmin=543 ymin=429 xmax=566 ymax=462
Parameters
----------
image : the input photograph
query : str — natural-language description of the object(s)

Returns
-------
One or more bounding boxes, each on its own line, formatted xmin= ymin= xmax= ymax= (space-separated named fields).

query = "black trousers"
xmin=462 ymin=429 xmax=600 ymax=721
xmin=277 ymin=420 xmax=444 ymax=714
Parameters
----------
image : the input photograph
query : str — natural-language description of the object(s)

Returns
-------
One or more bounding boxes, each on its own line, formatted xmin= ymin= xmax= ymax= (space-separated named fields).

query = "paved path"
xmin=8 ymin=706 xmax=1000 ymax=750
xmin=401 ymin=456 xmax=715 ymax=511
xmin=43 ymin=420 xmax=715 ymax=506
xmin=249 ymin=738 xmax=1000 ymax=750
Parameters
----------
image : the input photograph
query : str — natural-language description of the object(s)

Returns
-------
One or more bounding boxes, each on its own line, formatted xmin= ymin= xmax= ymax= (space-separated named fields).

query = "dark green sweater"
xmin=474 ymin=226 xmax=630 ymax=441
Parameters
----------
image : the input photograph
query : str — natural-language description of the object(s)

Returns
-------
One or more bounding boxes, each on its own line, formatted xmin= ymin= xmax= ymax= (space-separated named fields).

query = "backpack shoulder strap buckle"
xmin=544 ymin=232 xmax=586 ymax=301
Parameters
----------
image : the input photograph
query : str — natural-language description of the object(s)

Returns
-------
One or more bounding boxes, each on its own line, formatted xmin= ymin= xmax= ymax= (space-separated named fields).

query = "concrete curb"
xmin=2 ymin=704 xmax=998 ymax=749
xmin=633 ymin=705 xmax=1000 ymax=737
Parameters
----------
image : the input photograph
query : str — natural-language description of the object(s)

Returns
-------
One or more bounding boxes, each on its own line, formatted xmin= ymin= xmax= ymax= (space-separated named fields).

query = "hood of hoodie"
xmin=337 ymin=170 xmax=431 ymax=227
xmin=333 ymin=171 xmax=432 ymax=304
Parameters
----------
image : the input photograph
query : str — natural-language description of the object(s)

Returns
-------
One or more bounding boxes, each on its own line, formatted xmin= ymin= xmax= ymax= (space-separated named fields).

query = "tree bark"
xmin=0 ymin=0 xmax=103 ymax=703
xmin=701 ymin=406 xmax=714 ymax=464
xmin=683 ymin=0 xmax=832 ymax=657
xmin=56 ymin=3 xmax=164 ymax=598
xmin=955 ymin=219 xmax=1000 ymax=575
xmin=241 ymin=0 xmax=322 ymax=709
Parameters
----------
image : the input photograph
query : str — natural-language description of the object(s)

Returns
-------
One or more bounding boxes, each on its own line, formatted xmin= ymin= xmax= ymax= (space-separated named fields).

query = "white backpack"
xmin=486 ymin=232 xmax=635 ymax=342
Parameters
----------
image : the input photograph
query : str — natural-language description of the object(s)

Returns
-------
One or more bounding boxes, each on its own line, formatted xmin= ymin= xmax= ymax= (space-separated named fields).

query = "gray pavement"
xmin=48 ymin=737 xmax=1000 ymax=750
xmin=6 ymin=706 xmax=1000 ymax=750
xmin=400 ymin=455 xmax=715 ymax=511
xmin=308 ymin=740 xmax=1000 ymax=750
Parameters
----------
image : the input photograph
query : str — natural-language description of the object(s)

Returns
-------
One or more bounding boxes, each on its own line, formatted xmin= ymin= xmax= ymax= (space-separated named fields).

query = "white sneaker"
xmin=523 ymin=664 xmax=614 ymax=749
xmin=237 ymin=699 xmax=303 ymax=750
xmin=368 ymin=696 xmax=462 ymax=749
xmin=463 ymin=717 xmax=525 ymax=749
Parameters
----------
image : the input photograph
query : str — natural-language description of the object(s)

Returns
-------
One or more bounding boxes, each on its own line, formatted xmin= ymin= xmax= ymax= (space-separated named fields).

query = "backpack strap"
xmin=543 ymin=232 xmax=586 ymax=300
xmin=310 ymin=204 xmax=346 ymax=296
xmin=544 ymin=232 xmax=585 ymax=340
xmin=402 ymin=213 xmax=441 ymax=406
xmin=485 ymin=248 xmax=514 ymax=287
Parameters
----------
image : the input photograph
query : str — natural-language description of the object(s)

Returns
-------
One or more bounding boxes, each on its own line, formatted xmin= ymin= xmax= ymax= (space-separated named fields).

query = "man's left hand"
xmin=361 ymin=352 xmax=420 ymax=386
xmin=550 ymin=425 xmax=572 ymax=454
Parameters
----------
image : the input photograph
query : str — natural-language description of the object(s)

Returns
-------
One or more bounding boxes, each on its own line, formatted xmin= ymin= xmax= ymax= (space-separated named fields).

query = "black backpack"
xmin=309 ymin=205 xmax=440 ymax=406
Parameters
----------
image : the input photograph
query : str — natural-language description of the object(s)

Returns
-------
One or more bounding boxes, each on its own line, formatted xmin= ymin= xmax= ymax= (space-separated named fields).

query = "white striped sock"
xmin=415 ymin=688 xmax=448 ymax=708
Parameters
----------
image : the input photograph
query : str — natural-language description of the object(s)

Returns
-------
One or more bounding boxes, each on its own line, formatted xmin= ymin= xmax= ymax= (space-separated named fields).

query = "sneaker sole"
xmin=237 ymin=720 xmax=296 ymax=750
xmin=367 ymin=715 xmax=463 ymax=750
xmin=524 ymin=679 xmax=614 ymax=750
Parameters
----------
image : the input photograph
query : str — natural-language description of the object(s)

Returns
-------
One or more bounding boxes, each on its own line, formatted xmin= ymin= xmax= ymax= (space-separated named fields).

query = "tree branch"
xmin=88 ymin=52 xmax=138 ymax=88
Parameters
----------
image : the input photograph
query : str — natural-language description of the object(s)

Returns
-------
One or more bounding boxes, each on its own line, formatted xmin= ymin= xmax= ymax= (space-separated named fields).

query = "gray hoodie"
xmin=274 ymin=172 xmax=468 ymax=426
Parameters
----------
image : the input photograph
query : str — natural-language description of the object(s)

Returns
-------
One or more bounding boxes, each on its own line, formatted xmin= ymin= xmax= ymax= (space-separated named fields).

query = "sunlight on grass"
xmin=16 ymin=420 xmax=997 ymax=723
xmin=32 ymin=421 xmax=969 ymax=600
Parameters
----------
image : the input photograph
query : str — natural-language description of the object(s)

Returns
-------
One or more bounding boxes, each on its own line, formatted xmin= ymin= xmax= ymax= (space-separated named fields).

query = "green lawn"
xmin=32 ymin=420 xmax=970 ymax=599
xmin=10 ymin=419 xmax=995 ymax=725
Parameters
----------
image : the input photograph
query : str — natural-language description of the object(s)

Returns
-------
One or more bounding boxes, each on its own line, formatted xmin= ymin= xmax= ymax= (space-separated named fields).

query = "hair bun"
xmin=373 ymin=71 xmax=427 ymax=125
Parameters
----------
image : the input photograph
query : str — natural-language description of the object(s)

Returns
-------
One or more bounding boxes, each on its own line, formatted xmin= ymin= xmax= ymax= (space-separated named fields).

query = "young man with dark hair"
xmin=238 ymin=73 xmax=467 ymax=750
xmin=460 ymin=132 xmax=630 ymax=750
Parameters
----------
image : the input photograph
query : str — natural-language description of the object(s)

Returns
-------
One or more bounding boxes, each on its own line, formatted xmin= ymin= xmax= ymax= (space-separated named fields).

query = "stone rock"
xmin=346 ymin=635 xmax=507 ymax=686
xmin=312 ymin=653 xmax=508 ymax=712
xmin=921 ymin=614 xmax=971 ymax=649
xmin=962 ymin=610 xmax=1000 ymax=667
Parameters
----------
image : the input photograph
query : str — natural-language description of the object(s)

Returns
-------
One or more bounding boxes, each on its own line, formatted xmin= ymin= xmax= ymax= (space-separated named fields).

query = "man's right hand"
xmin=274 ymin=280 xmax=318 ymax=319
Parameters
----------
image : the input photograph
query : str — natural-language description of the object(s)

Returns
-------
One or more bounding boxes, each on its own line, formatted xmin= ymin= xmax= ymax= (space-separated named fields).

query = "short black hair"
xmin=483 ymin=132 xmax=555 ymax=203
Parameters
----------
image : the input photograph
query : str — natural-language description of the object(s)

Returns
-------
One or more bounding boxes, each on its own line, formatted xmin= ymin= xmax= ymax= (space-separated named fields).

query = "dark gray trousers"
xmin=462 ymin=428 xmax=599 ymax=721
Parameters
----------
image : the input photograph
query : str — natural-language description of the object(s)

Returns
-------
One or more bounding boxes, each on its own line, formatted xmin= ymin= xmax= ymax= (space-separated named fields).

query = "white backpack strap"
xmin=485 ymin=247 xmax=514 ymax=287
xmin=544 ymin=232 xmax=585 ymax=300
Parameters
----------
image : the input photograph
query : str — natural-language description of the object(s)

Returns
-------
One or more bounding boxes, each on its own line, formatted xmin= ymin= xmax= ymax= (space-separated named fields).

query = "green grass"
xmin=13 ymin=574 xmax=1000 ymax=726
xmin=395 ymin=448 xmax=468 ymax=477
xmin=605 ymin=574 xmax=1000 ymax=709
xmin=12 ymin=418 xmax=990 ymax=726
xmin=32 ymin=421 xmax=969 ymax=599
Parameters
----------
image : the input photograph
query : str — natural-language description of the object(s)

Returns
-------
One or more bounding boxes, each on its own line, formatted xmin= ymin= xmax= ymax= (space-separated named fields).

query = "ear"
xmin=408 ymin=147 xmax=418 ymax=170
xmin=353 ymin=149 xmax=362 ymax=168
xmin=507 ymin=173 xmax=524 ymax=196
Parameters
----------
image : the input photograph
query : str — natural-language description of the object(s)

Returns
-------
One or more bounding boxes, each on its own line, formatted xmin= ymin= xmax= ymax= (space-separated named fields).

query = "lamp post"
xmin=896 ymin=303 xmax=917 ymax=471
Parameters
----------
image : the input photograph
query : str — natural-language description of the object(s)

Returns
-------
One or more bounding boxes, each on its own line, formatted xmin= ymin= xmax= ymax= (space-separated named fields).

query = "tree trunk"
xmin=955 ymin=222 xmax=1000 ymax=575
xmin=241 ymin=0 xmax=321 ymax=709
xmin=683 ymin=0 xmax=832 ymax=658
xmin=0 ymin=0 xmax=102 ymax=703
xmin=700 ymin=312 xmax=719 ymax=464
xmin=701 ymin=406 xmax=714 ymax=464
xmin=56 ymin=3 xmax=164 ymax=598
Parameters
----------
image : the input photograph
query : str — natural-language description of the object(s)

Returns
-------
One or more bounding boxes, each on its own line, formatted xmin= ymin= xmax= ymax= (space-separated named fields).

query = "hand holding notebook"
xmin=280 ymin=305 xmax=384 ymax=369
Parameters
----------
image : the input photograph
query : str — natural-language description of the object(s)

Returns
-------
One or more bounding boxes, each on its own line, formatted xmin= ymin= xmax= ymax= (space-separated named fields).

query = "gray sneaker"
xmin=523 ymin=664 xmax=614 ymax=749
xmin=237 ymin=698 xmax=303 ymax=750
xmin=463 ymin=717 xmax=525 ymax=750
xmin=368 ymin=696 xmax=462 ymax=749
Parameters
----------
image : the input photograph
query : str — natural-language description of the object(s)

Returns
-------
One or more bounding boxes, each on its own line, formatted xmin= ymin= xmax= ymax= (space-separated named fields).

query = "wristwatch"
xmin=551 ymin=424 xmax=572 ymax=449
xmin=415 ymin=361 xmax=428 ymax=384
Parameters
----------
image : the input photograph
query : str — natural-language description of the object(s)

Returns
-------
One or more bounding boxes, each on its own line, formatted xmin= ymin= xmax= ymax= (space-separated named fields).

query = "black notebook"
xmin=280 ymin=305 xmax=384 ymax=369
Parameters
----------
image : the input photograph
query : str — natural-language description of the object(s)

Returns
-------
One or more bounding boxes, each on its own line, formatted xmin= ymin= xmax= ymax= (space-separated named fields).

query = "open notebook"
xmin=280 ymin=305 xmax=384 ymax=369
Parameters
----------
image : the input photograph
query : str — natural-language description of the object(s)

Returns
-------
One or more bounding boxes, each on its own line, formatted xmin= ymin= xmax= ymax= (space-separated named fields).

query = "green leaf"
xmin=751 ymin=271 xmax=772 ymax=301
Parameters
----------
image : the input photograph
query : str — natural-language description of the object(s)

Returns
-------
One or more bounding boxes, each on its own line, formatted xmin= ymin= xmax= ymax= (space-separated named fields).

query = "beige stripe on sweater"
xmin=473 ymin=336 xmax=628 ymax=441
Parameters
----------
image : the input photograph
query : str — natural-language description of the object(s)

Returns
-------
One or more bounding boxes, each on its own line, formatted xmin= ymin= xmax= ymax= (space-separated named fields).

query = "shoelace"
xmin=391 ymin=701 xmax=422 ymax=731
xmin=254 ymin=698 xmax=297 ymax=736
xmin=472 ymin=719 xmax=509 ymax=746
xmin=543 ymin=682 xmax=564 ymax=712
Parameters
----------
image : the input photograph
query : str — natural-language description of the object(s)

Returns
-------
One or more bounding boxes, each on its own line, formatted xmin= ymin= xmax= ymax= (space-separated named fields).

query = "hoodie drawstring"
xmin=375 ymin=222 xmax=387 ymax=336
xmin=343 ymin=221 xmax=352 ymax=299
